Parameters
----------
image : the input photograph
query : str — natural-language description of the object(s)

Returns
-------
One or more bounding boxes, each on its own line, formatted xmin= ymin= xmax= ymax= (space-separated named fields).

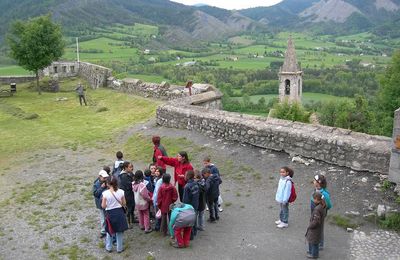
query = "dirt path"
xmin=0 ymin=119 xmax=399 ymax=259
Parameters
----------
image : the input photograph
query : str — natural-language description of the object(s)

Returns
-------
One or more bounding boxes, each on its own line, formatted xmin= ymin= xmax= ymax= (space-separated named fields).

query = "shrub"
xmin=271 ymin=100 xmax=311 ymax=123
xmin=380 ymin=213 xmax=400 ymax=231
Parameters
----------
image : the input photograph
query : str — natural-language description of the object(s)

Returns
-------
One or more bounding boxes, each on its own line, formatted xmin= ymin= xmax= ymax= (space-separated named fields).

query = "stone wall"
xmin=78 ymin=62 xmax=112 ymax=89
xmin=44 ymin=61 xmax=112 ymax=89
xmin=156 ymin=92 xmax=391 ymax=174
xmin=108 ymin=78 xmax=215 ymax=101
xmin=0 ymin=76 xmax=36 ymax=84
xmin=43 ymin=61 xmax=79 ymax=78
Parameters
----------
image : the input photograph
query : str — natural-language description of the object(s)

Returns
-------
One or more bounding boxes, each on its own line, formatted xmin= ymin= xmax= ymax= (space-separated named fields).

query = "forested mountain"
xmin=0 ymin=0 xmax=265 ymax=45
xmin=1 ymin=0 xmax=400 ymax=45
xmin=240 ymin=0 xmax=400 ymax=35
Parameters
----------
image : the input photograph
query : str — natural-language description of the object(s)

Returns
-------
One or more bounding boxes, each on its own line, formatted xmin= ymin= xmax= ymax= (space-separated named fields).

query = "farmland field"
xmin=231 ymin=92 xmax=352 ymax=104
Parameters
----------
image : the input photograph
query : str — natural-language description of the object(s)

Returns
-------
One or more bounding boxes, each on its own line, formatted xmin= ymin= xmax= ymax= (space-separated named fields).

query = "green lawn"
xmin=0 ymin=66 xmax=33 ymax=76
xmin=63 ymin=37 xmax=139 ymax=62
xmin=0 ymin=78 xmax=159 ymax=164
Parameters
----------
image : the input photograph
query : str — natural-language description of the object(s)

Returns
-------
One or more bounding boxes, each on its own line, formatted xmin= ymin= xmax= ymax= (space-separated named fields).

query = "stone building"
xmin=279 ymin=36 xmax=303 ymax=103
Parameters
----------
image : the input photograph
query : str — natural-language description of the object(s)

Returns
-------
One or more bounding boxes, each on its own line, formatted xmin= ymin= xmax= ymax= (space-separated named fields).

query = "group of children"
xmin=93 ymin=135 xmax=332 ymax=257
xmin=275 ymin=166 xmax=332 ymax=259
xmin=93 ymin=144 xmax=223 ymax=252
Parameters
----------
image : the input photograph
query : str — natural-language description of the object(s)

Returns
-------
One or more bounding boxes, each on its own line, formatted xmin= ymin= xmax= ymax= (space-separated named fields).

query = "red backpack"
xmin=288 ymin=180 xmax=297 ymax=203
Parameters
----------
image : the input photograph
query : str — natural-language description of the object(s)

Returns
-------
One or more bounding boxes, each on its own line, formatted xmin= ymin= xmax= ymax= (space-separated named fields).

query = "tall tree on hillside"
xmin=378 ymin=50 xmax=400 ymax=114
xmin=7 ymin=14 xmax=65 ymax=95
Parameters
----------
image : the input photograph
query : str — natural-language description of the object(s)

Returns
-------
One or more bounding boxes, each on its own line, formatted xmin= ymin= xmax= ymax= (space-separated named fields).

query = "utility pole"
xmin=76 ymin=37 xmax=80 ymax=63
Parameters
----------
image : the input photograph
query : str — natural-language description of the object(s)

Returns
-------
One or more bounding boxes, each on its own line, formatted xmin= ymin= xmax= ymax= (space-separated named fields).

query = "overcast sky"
xmin=171 ymin=0 xmax=283 ymax=10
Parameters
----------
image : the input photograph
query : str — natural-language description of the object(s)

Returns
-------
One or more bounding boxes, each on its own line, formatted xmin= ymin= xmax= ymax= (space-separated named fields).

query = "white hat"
xmin=98 ymin=170 xmax=109 ymax=178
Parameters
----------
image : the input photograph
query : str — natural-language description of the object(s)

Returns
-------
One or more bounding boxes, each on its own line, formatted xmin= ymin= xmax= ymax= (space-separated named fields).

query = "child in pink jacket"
xmin=132 ymin=170 xmax=152 ymax=233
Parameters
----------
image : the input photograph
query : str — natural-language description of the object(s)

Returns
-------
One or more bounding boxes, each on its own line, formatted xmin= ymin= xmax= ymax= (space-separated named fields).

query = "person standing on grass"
xmin=152 ymin=136 xmax=168 ymax=170
xmin=118 ymin=161 xmax=135 ymax=229
xmin=75 ymin=82 xmax=87 ymax=106
xmin=159 ymin=151 xmax=193 ymax=202
xmin=102 ymin=177 xmax=128 ymax=253
xmin=93 ymin=169 xmax=110 ymax=238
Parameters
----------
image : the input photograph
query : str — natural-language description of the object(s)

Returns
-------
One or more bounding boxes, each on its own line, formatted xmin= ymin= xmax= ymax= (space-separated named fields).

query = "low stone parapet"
xmin=157 ymin=92 xmax=391 ymax=174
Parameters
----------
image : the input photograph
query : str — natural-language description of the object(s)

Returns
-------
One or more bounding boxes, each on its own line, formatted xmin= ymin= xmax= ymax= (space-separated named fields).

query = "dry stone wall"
xmin=78 ymin=62 xmax=112 ymax=89
xmin=157 ymin=92 xmax=391 ymax=174
xmin=0 ymin=76 xmax=36 ymax=84
xmin=108 ymin=78 xmax=214 ymax=101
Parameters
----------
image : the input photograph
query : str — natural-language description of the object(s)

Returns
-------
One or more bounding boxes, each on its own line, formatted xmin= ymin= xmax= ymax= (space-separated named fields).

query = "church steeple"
xmin=281 ymin=35 xmax=300 ymax=72
xmin=278 ymin=36 xmax=303 ymax=103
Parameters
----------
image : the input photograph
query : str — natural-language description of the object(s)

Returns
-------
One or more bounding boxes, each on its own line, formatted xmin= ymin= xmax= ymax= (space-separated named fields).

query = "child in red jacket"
xmin=157 ymin=174 xmax=178 ymax=236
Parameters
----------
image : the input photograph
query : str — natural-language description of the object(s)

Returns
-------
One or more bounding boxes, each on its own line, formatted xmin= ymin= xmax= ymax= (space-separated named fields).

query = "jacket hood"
xmin=161 ymin=183 xmax=175 ymax=191
xmin=132 ymin=181 xmax=145 ymax=192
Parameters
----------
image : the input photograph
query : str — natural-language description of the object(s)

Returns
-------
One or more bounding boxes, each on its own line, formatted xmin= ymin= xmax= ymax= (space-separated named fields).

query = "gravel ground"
xmin=0 ymin=119 xmax=399 ymax=260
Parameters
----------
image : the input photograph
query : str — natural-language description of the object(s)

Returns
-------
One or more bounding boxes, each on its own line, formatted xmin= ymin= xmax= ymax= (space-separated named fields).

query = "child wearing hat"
xmin=93 ymin=168 xmax=110 ymax=238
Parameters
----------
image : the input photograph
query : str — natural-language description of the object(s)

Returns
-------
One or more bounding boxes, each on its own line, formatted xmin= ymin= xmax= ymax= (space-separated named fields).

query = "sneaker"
xmin=207 ymin=218 xmax=216 ymax=223
xmin=206 ymin=206 xmax=209 ymax=211
xmin=100 ymin=233 xmax=106 ymax=238
xmin=276 ymin=222 xmax=288 ymax=228
xmin=306 ymin=253 xmax=318 ymax=259
xmin=275 ymin=220 xmax=282 ymax=225
xmin=216 ymin=216 xmax=220 ymax=220
xmin=170 ymin=241 xmax=183 ymax=248
xmin=145 ymin=229 xmax=153 ymax=234
xmin=218 ymin=206 xmax=223 ymax=212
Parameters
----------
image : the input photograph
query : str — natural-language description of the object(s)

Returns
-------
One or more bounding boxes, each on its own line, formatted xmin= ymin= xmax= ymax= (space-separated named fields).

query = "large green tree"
xmin=7 ymin=14 xmax=65 ymax=94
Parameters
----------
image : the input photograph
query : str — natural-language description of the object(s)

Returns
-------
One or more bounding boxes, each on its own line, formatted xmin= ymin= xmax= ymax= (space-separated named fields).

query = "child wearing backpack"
xmin=306 ymin=192 xmax=327 ymax=259
xmin=157 ymin=174 xmax=178 ymax=236
xmin=275 ymin=166 xmax=295 ymax=228
xmin=132 ymin=170 xmax=152 ymax=234
xmin=169 ymin=203 xmax=196 ymax=248
xmin=311 ymin=174 xmax=332 ymax=250
xmin=112 ymin=151 xmax=124 ymax=181
xmin=183 ymin=170 xmax=199 ymax=239
xmin=194 ymin=170 xmax=206 ymax=231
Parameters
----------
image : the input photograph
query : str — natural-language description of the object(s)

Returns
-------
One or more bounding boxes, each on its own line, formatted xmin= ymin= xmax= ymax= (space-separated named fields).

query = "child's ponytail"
xmin=282 ymin=166 xmax=294 ymax=178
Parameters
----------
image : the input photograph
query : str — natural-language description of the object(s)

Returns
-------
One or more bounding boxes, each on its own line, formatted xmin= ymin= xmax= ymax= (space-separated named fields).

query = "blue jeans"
xmin=197 ymin=210 xmax=205 ymax=230
xmin=280 ymin=203 xmax=289 ymax=223
xmin=99 ymin=209 xmax=106 ymax=234
xmin=308 ymin=243 xmax=319 ymax=257
xmin=208 ymin=198 xmax=219 ymax=220
xmin=106 ymin=232 xmax=123 ymax=252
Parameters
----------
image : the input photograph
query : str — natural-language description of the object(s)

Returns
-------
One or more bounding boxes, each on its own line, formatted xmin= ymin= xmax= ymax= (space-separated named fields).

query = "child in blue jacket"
xmin=275 ymin=166 xmax=294 ymax=228
xmin=169 ymin=203 xmax=195 ymax=248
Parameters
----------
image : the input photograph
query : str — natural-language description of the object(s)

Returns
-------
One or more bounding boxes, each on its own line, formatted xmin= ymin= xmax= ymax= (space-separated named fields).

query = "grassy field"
xmin=0 ymin=66 xmax=33 ymax=76
xmin=0 ymin=26 xmax=395 ymax=77
xmin=231 ymin=92 xmax=351 ymax=104
xmin=0 ymin=77 xmax=159 ymax=164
